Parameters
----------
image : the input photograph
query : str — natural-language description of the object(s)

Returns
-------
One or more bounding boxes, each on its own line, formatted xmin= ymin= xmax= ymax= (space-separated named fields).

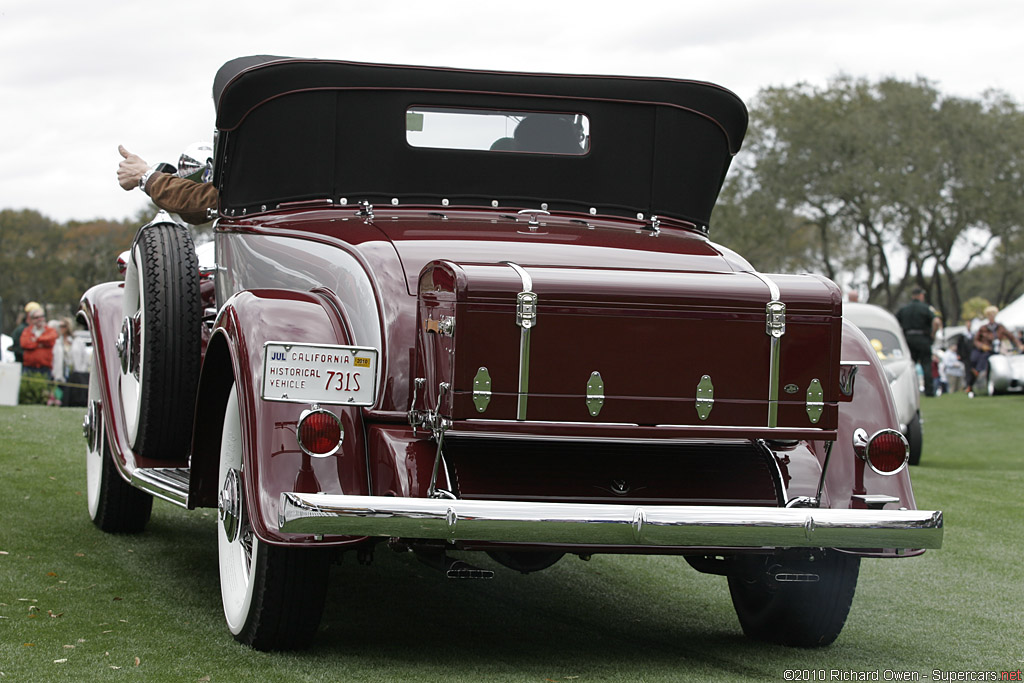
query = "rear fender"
xmin=823 ymin=319 xmax=918 ymax=514
xmin=191 ymin=288 xmax=371 ymax=546
xmin=79 ymin=281 xmax=187 ymax=477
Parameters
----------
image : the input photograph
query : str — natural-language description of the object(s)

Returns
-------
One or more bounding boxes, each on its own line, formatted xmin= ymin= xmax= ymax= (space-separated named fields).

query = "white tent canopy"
xmin=996 ymin=292 xmax=1024 ymax=330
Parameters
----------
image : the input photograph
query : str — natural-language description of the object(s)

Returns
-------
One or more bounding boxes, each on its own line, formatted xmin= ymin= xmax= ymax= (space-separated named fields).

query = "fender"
xmin=79 ymin=281 xmax=188 ymax=478
xmin=815 ymin=319 xmax=921 ymax=558
xmin=191 ymin=288 xmax=371 ymax=547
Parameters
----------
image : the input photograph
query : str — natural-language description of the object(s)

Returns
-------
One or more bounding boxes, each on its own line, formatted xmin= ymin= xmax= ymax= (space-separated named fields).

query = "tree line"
xmin=713 ymin=74 xmax=1024 ymax=324
xmin=3 ymin=74 xmax=1023 ymax=336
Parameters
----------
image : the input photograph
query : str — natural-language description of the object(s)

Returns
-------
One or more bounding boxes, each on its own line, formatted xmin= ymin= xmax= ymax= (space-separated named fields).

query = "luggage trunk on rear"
xmin=413 ymin=260 xmax=842 ymax=436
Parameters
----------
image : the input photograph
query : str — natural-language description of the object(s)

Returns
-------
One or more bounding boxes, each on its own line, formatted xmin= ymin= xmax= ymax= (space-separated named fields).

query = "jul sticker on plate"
xmin=262 ymin=342 xmax=378 ymax=406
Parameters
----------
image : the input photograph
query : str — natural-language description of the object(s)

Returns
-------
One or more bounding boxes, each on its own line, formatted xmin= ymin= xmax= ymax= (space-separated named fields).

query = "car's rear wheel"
xmin=119 ymin=221 xmax=201 ymax=460
xmin=217 ymin=384 xmax=331 ymax=650
xmin=86 ymin=360 xmax=152 ymax=533
xmin=727 ymin=550 xmax=859 ymax=647
xmin=487 ymin=550 xmax=564 ymax=574
xmin=906 ymin=412 xmax=922 ymax=466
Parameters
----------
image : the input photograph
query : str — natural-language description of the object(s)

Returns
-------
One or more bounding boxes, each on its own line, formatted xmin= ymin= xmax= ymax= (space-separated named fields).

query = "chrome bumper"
xmin=279 ymin=493 xmax=943 ymax=550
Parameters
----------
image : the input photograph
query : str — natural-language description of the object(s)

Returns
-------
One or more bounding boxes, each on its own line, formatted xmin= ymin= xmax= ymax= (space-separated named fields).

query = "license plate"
xmin=262 ymin=342 xmax=378 ymax=406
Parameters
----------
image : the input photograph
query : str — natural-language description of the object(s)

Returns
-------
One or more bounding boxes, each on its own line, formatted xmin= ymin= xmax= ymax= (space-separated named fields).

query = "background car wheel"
xmin=727 ymin=550 xmax=860 ymax=647
xmin=217 ymin=385 xmax=331 ymax=651
xmin=120 ymin=222 xmax=201 ymax=460
xmin=906 ymin=412 xmax=923 ymax=466
xmin=86 ymin=360 xmax=153 ymax=533
xmin=986 ymin=356 xmax=1009 ymax=395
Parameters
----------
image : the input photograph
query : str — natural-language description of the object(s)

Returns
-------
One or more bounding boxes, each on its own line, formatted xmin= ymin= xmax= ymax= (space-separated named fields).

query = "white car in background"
xmin=844 ymin=302 xmax=923 ymax=465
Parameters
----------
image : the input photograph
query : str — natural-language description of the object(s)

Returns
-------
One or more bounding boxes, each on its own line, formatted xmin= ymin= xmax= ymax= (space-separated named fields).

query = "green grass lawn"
xmin=1 ymin=393 xmax=1022 ymax=681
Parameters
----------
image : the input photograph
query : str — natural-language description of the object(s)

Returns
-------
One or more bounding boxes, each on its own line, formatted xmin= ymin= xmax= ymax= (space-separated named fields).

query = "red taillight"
xmin=297 ymin=408 xmax=343 ymax=457
xmin=854 ymin=428 xmax=909 ymax=475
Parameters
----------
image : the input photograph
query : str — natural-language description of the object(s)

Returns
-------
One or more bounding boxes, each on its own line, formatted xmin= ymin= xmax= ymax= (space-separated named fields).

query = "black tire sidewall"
xmin=132 ymin=224 xmax=202 ymax=460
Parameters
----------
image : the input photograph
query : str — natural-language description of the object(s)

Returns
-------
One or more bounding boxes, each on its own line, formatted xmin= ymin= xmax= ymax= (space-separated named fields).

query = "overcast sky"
xmin=2 ymin=0 xmax=1022 ymax=223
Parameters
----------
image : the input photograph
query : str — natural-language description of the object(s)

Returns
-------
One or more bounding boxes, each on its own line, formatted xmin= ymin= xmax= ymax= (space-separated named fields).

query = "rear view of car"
xmin=79 ymin=56 xmax=942 ymax=651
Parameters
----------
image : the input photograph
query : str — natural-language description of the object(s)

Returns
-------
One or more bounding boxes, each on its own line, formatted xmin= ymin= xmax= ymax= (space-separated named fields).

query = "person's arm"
xmin=19 ymin=326 xmax=37 ymax=350
xmin=997 ymin=324 xmax=1024 ymax=352
xmin=20 ymin=326 xmax=55 ymax=350
xmin=117 ymin=145 xmax=150 ymax=189
xmin=144 ymin=173 xmax=218 ymax=225
xmin=973 ymin=327 xmax=991 ymax=351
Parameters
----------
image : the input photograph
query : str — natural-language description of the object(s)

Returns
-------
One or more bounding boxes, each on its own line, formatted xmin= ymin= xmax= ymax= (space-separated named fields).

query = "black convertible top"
xmin=212 ymin=56 xmax=748 ymax=228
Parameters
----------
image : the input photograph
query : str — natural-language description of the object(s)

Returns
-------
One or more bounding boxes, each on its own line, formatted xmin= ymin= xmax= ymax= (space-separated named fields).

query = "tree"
xmin=714 ymin=76 xmax=1024 ymax=322
xmin=0 ymin=209 xmax=63 ymax=332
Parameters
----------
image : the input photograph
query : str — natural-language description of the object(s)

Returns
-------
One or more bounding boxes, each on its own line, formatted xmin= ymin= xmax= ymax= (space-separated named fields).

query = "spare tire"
xmin=119 ymin=220 xmax=202 ymax=460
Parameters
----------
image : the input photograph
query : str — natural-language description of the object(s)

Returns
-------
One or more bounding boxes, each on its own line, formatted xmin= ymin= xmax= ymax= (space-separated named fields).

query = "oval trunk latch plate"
xmin=696 ymin=374 xmax=714 ymax=420
xmin=806 ymin=378 xmax=824 ymax=423
xmin=473 ymin=367 xmax=492 ymax=413
xmin=586 ymin=371 xmax=605 ymax=417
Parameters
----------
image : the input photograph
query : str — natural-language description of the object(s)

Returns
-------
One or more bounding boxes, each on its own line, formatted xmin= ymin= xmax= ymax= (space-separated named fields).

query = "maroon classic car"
xmin=81 ymin=56 xmax=942 ymax=650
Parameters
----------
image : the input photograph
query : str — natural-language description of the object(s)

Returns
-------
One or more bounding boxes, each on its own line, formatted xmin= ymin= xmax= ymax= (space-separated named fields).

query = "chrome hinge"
xmin=473 ymin=367 xmax=492 ymax=413
xmin=695 ymin=374 xmax=714 ymax=421
xmin=766 ymin=300 xmax=786 ymax=338
xmin=586 ymin=371 xmax=605 ymax=417
xmin=806 ymin=378 xmax=824 ymax=424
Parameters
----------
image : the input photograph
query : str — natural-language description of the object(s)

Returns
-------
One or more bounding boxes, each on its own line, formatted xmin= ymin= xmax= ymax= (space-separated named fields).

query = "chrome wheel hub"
xmin=116 ymin=314 xmax=141 ymax=377
xmin=82 ymin=400 xmax=102 ymax=452
xmin=218 ymin=467 xmax=242 ymax=543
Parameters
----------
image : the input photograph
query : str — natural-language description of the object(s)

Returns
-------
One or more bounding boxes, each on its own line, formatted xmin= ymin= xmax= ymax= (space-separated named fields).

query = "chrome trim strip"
xmin=503 ymin=261 xmax=533 ymax=292
xmin=279 ymin=493 xmax=943 ymax=550
xmin=768 ymin=336 xmax=782 ymax=427
xmin=746 ymin=272 xmax=784 ymax=427
xmin=503 ymin=261 xmax=534 ymax=420
xmin=746 ymin=271 xmax=781 ymax=301
xmin=517 ymin=327 xmax=531 ymax=420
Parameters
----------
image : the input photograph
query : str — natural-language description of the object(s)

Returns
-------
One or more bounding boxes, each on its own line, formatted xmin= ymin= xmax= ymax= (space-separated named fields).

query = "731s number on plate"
xmin=262 ymin=342 xmax=378 ymax=406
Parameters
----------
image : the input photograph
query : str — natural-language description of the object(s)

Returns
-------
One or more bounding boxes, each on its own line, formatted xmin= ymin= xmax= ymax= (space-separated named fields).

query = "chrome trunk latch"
xmin=516 ymin=292 xmax=538 ymax=329
xmin=473 ymin=367 xmax=492 ymax=413
xmin=766 ymin=300 xmax=786 ymax=338
xmin=586 ymin=371 xmax=605 ymax=417
xmin=695 ymin=374 xmax=714 ymax=420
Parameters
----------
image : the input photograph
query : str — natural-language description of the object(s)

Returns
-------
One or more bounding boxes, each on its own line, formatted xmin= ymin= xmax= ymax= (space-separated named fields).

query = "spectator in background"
xmin=20 ymin=305 xmax=57 ymax=380
xmin=967 ymin=305 xmax=1024 ymax=397
xmin=940 ymin=345 xmax=965 ymax=395
xmin=53 ymin=318 xmax=92 ymax=407
xmin=9 ymin=303 xmax=39 ymax=364
xmin=895 ymin=287 xmax=937 ymax=397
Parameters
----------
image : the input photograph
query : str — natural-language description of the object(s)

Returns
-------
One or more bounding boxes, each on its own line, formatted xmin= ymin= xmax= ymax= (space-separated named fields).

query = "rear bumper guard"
xmin=279 ymin=493 xmax=943 ymax=550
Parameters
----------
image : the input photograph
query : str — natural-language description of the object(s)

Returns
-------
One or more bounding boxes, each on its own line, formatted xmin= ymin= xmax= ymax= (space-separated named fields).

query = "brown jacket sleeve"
xmin=145 ymin=173 xmax=218 ymax=225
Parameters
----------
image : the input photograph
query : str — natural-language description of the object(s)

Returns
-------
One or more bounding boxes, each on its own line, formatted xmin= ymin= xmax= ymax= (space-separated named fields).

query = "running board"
xmin=131 ymin=467 xmax=190 ymax=508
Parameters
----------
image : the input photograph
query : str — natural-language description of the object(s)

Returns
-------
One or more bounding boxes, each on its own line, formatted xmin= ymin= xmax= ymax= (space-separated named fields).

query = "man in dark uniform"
xmin=895 ymin=287 xmax=936 ymax=397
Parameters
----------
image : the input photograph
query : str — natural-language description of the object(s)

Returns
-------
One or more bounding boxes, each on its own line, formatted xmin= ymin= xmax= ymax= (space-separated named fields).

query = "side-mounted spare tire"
xmin=119 ymin=218 xmax=202 ymax=461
